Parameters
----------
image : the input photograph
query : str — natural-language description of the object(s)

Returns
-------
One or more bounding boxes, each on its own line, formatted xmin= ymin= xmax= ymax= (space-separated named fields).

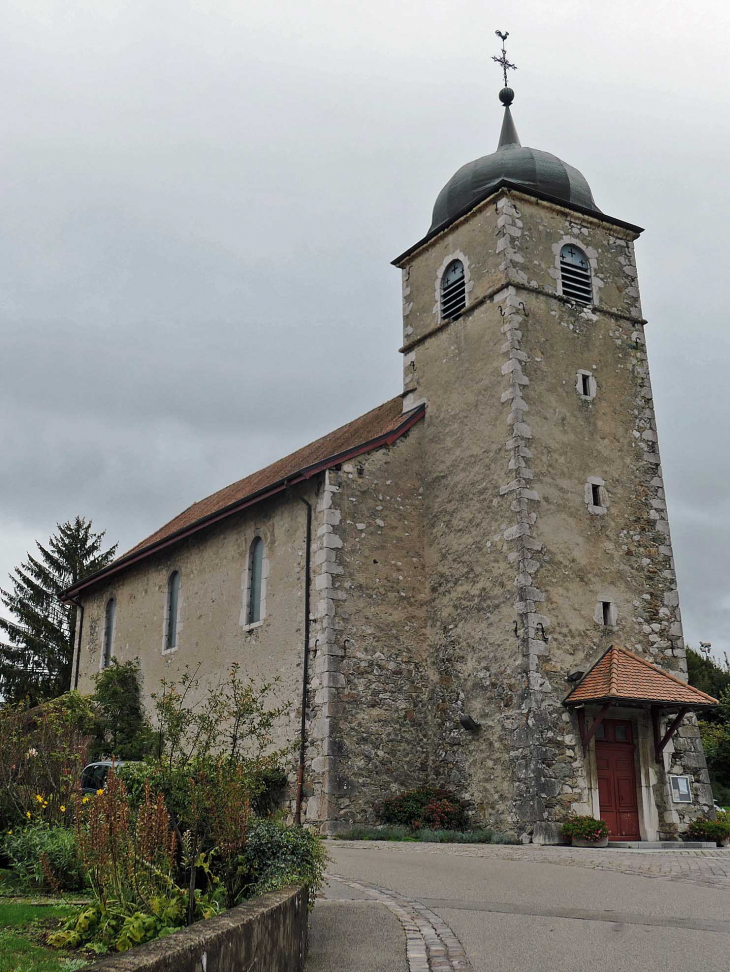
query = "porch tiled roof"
xmin=563 ymin=645 xmax=717 ymax=709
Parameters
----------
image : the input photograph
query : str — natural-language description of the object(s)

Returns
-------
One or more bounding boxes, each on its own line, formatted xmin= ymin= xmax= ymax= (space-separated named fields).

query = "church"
xmin=62 ymin=59 xmax=717 ymax=843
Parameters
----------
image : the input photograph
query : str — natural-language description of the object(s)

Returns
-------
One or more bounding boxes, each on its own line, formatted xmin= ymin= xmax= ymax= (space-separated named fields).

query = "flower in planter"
xmin=560 ymin=815 xmax=609 ymax=843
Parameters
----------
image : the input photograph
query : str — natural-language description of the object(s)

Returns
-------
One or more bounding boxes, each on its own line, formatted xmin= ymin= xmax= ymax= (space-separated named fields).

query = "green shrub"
xmin=686 ymin=817 xmax=730 ymax=845
xmin=90 ymin=660 xmax=155 ymax=761
xmin=560 ymin=815 xmax=609 ymax=843
xmin=416 ymin=828 xmax=495 ymax=843
xmin=236 ymin=819 xmax=327 ymax=904
xmin=251 ymin=767 xmax=288 ymax=817
xmin=334 ymin=824 xmax=514 ymax=844
xmin=377 ymin=788 xmax=468 ymax=831
xmin=335 ymin=825 xmax=413 ymax=841
xmin=2 ymin=823 xmax=86 ymax=891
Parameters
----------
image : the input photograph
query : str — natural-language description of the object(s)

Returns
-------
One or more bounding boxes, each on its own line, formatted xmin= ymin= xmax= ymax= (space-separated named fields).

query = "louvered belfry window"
xmin=560 ymin=244 xmax=592 ymax=305
xmin=440 ymin=259 xmax=466 ymax=320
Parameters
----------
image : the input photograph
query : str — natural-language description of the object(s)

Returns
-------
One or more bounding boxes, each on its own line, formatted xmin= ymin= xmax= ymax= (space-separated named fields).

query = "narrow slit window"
xmin=440 ymin=259 xmax=466 ymax=320
xmin=165 ymin=571 xmax=180 ymax=651
xmin=591 ymin=484 xmax=602 ymax=507
xmin=601 ymin=601 xmax=612 ymax=627
xmin=560 ymin=244 xmax=592 ymax=305
xmin=247 ymin=537 xmax=264 ymax=625
xmin=102 ymin=597 xmax=115 ymax=668
xmin=581 ymin=373 xmax=591 ymax=396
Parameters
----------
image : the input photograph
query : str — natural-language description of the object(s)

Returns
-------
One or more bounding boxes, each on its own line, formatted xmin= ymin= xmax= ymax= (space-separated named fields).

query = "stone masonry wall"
xmin=396 ymin=186 xmax=713 ymax=839
xmin=493 ymin=192 xmax=713 ymax=837
xmin=303 ymin=427 xmax=431 ymax=832
xmin=397 ymin=200 xmax=527 ymax=833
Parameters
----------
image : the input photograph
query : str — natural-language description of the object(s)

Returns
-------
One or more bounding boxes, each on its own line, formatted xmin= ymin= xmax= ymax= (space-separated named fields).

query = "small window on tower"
xmin=560 ymin=245 xmax=592 ymax=305
xmin=440 ymin=260 xmax=466 ymax=320
xmin=591 ymin=484 xmax=602 ymax=507
xmin=576 ymin=370 xmax=597 ymax=401
xmin=602 ymin=601 xmax=613 ymax=627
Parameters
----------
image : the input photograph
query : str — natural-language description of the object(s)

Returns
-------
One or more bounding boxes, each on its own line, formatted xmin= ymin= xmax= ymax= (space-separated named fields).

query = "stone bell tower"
xmin=393 ymin=56 xmax=714 ymax=841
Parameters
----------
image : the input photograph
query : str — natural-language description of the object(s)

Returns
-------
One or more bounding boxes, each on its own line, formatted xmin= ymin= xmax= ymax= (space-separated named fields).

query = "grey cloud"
xmin=1 ymin=1 xmax=729 ymax=661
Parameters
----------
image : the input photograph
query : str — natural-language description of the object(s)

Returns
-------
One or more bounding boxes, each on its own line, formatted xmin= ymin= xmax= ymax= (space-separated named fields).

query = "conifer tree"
xmin=0 ymin=517 xmax=117 ymax=705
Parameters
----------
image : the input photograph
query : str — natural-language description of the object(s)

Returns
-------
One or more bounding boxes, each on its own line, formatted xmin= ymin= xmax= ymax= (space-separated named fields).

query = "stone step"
xmin=608 ymin=841 xmax=717 ymax=850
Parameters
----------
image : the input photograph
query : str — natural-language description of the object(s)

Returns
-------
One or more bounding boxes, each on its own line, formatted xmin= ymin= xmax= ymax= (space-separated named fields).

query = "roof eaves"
xmin=392 ymin=180 xmax=644 ymax=267
xmin=61 ymin=403 xmax=425 ymax=601
xmin=563 ymin=644 xmax=718 ymax=708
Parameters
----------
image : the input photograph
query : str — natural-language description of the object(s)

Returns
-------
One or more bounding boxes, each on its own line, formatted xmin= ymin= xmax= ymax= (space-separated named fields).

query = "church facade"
xmin=64 ymin=84 xmax=716 ymax=843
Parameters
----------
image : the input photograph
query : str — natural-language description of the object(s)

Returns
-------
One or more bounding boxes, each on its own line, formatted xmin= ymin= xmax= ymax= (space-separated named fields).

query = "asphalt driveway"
xmin=307 ymin=841 xmax=730 ymax=972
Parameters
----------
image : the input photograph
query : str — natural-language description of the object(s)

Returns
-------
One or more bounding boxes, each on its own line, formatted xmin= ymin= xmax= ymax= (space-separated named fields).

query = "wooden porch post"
xmin=653 ymin=706 xmax=689 ymax=763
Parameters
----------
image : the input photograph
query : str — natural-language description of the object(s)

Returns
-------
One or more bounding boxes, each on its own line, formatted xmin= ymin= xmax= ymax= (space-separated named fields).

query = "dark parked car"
xmin=80 ymin=760 xmax=128 ymax=794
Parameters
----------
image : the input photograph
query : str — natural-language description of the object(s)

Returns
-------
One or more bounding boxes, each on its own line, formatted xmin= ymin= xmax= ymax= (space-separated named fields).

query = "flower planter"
xmin=571 ymin=835 xmax=608 ymax=848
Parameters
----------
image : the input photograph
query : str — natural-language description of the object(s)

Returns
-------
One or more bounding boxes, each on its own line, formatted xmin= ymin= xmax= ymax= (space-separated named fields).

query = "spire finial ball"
xmin=499 ymin=86 xmax=514 ymax=107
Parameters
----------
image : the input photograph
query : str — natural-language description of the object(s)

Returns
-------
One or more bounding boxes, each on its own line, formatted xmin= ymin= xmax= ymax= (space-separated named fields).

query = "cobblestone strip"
xmin=325 ymin=873 xmax=472 ymax=972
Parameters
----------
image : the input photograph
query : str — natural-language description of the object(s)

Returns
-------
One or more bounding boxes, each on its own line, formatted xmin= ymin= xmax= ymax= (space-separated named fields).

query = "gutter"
xmin=60 ymin=404 xmax=425 ymax=602
xmin=293 ymin=492 xmax=312 ymax=826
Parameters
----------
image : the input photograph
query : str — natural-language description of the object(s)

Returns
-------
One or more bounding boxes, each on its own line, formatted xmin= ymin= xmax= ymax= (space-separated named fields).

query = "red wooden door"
xmin=595 ymin=720 xmax=640 ymax=840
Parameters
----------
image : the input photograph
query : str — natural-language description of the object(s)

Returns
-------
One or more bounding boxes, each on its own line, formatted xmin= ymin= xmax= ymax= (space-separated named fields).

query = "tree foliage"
xmin=687 ymin=647 xmax=730 ymax=805
xmin=90 ymin=659 xmax=155 ymax=761
xmin=0 ymin=517 xmax=117 ymax=705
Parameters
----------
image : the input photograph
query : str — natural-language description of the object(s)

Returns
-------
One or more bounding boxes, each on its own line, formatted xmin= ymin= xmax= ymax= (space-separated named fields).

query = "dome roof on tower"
xmin=429 ymin=94 xmax=601 ymax=234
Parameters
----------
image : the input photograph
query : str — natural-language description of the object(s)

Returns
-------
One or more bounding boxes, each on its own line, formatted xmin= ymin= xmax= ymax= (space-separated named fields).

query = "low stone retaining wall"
xmin=89 ymin=886 xmax=308 ymax=972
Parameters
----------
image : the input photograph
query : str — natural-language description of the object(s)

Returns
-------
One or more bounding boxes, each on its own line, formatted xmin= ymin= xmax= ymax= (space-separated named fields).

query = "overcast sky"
xmin=1 ymin=0 xmax=729 ymax=662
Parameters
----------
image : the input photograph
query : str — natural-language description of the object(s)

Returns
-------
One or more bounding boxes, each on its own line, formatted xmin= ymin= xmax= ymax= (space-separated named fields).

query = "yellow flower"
xmin=60 ymin=806 xmax=66 ymax=813
xmin=7 ymin=830 xmax=12 ymax=835
xmin=82 ymin=796 xmax=89 ymax=804
xmin=35 ymin=794 xmax=44 ymax=803
xmin=26 ymin=811 xmax=31 ymax=819
xmin=96 ymin=789 xmax=104 ymax=796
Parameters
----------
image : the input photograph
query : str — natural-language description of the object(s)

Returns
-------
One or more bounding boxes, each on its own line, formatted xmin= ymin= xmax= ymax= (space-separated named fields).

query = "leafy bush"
xmin=377 ymin=788 xmax=468 ymax=831
xmin=50 ymin=772 xmax=224 ymax=953
xmin=251 ymin=767 xmax=289 ymax=817
xmin=335 ymin=825 xmax=413 ymax=841
xmin=2 ymin=823 xmax=86 ymax=891
xmin=0 ymin=693 xmax=93 ymax=829
xmin=686 ymin=816 xmax=730 ymax=845
xmin=560 ymin=815 xmax=609 ymax=843
xmin=90 ymin=660 xmax=155 ymax=761
xmin=236 ymin=819 xmax=327 ymax=903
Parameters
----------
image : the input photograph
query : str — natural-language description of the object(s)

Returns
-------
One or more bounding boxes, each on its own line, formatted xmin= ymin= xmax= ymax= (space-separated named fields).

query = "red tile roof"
xmin=62 ymin=396 xmax=424 ymax=599
xmin=564 ymin=645 xmax=717 ymax=709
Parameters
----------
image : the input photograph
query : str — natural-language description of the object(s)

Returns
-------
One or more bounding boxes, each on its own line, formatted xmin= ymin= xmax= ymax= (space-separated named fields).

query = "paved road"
xmin=307 ymin=841 xmax=730 ymax=972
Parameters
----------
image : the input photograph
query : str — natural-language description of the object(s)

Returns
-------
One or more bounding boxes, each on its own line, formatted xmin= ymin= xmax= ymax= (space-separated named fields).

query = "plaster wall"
xmin=76 ymin=482 xmax=320 ymax=771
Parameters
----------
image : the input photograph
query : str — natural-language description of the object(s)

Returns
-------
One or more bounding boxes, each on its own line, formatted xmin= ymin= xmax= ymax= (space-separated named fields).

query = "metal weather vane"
xmin=493 ymin=30 xmax=517 ymax=88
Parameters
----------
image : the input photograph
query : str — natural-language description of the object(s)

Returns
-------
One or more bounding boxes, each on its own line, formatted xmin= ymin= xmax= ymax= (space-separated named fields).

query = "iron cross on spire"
xmin=492 ymin=30 xmax=517 ymax=88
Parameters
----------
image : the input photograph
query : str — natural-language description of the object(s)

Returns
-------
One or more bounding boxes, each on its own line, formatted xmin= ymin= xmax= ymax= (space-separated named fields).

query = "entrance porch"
xmin=563 ymin=645 xmax=717 ymax=842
